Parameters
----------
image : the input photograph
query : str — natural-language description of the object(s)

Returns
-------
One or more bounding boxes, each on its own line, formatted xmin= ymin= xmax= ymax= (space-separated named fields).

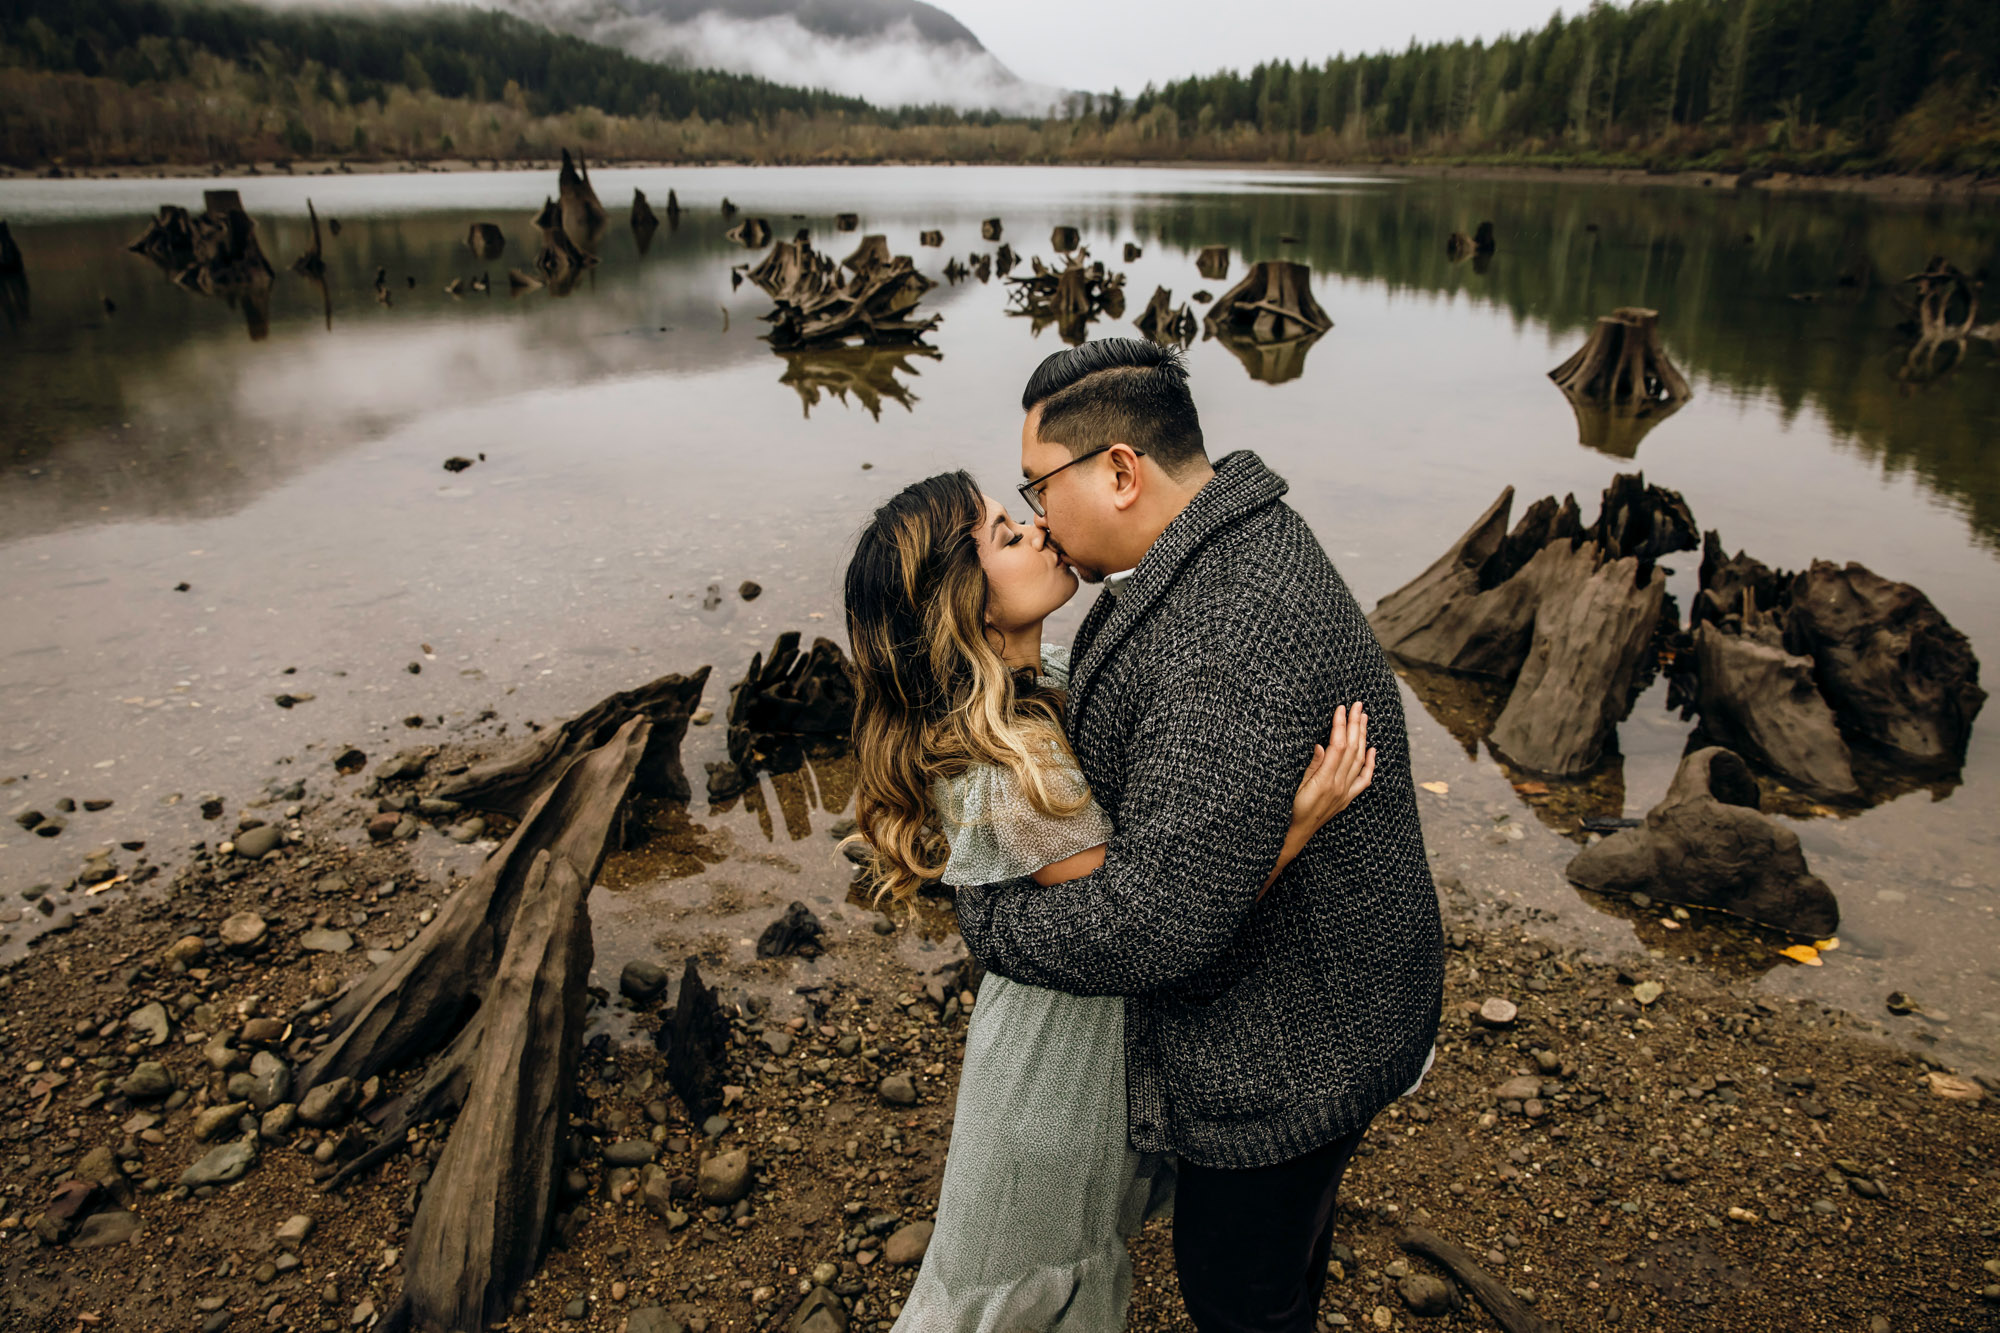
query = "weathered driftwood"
xmin=299 ymin=717 xmax=652 ymax=1194
xmin=657 ymin=959 xmax=731 ymax=1119
xmin=1691 ymin=610 xmax=1859 ymax=800
xmin=919 ymin=229 xmax=944 ymax=247
xmin=0 ymin=220 xmax=21 ymax=276
xmin=1399 ymin=1227 xmax=1555 ymax=1333
xmin=290 ymin=199 xmax=326 ymax=278
xmin=1196 ymin=245 xmax=1230 ymax=280
xmin=843 ymin=234 xmax=892 ymax=277
xmin=557 ymin=148 xmax=607 ymax=251
xmin=727 ymin=217 xmax=773 ymax=248
xmin=1370 ymin=475 xmax=1696 ymax=775
xmin=766 ymin=248 xmax=939 ymax=350
xmin=1787 ymin=560 xmax=1985 ymax=767
xmin=436 ymin=667 xmax=711 ymax=817
xmin=1124 ymin=242 xmax=1142 ymax=262
xmin=707 ymin=633 xmax=858 ymax=801
xmin=1134 ymin=285 xmax=1195 ymax=346
xmin=1050 ymin=225 xmax=1080 ymax=253
xmin=129 ymin=193 xmax=276 ymax=338
xmin=748 ymin=239 xmax=842 ymax=307
xmin=1006 ymin=257 xmax=1127 ymax=345
xmin=1567 ymin=747 xmax=1840 ymax=937
xmin=466 ymin=223 xmax=506 ymax=260
xmin=777 ymin=343 xmax=941 ymax=420
xmin=529 ymin=197 xmax=595 ymax=295
xmin=1549 ymin=307 xmax=1691 ymax=408
xmin=981 ymin=218 xmax=1003 ymax=242
xmin=836 ymin=212 xmax=859 ymax=231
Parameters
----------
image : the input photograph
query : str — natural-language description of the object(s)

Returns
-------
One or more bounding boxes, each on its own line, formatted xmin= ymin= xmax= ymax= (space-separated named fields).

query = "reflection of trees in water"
xmin=777 ymin=344 xmax=941 ymax=420
xmin=1133 ymin=180 xmax=2000 ymax=548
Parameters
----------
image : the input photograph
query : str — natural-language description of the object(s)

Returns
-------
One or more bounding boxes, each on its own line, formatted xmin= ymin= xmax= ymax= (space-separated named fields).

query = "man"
xmin=953 ymin=338 xmax=1443 ymax=1332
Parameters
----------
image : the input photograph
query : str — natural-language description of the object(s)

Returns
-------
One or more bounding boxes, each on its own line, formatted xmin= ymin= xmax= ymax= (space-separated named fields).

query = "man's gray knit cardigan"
xmin=955 ymin=450 xmax=1444 ymax=1171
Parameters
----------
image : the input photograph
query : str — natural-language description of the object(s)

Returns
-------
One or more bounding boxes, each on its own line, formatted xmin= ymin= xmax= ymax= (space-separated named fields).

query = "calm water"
xmin=2 ymin=165 xmax=1997 ymax=1069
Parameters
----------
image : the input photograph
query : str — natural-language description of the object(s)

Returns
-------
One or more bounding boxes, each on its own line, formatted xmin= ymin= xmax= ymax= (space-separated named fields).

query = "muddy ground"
xmin=2 ymin=726 xmax=1998 ymax=1333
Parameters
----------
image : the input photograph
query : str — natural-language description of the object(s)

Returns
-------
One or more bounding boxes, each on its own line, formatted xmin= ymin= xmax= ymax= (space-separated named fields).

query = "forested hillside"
xmin=2 ymin=0 xmax=1995 ymax=173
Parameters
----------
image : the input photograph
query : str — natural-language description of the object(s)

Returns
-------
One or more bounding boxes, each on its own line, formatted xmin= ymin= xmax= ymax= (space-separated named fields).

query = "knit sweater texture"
xmin=954 ymin=450 xmax=1445 ymax=1170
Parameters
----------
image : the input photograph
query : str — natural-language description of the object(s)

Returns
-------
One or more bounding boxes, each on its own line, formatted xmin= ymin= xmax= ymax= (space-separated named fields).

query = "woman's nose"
xmin=1028 ymin=522 xmax=1051 ymax=550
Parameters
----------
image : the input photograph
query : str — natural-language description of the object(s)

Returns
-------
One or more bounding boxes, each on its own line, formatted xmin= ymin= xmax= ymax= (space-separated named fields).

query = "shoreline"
xmin=5 ymin=156 xmax=1997 ymax=205
xmin=2 ymin=707 xmax=1996 ymax=1331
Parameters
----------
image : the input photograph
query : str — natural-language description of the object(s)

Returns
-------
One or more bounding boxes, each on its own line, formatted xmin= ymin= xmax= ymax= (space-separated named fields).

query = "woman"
xmin=843 ymin=472 xmax=1376 ymax=1333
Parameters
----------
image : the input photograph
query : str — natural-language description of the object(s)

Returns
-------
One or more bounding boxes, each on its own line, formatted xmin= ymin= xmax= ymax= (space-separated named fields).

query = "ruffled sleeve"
xmin=935 ymin=754 xmax=1111 ymax=887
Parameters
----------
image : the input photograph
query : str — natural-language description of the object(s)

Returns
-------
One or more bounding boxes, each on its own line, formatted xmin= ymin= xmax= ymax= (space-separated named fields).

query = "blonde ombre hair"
xmin=843 ymin=471 xmax=1089 ymax=906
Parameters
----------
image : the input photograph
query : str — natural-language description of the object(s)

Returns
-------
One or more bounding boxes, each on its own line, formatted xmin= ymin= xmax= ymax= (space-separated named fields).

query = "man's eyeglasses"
xmin=1017 ymin=446 xmax=1146 ymax=518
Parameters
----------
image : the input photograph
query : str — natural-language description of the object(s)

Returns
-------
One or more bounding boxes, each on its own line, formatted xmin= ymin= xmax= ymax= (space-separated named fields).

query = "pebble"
xmin=219 ymin=912 xmax=268 ymax=951
xmin=127 ymin=1001 xmax=170 ymax=1047
xmin=180 ymin=1140 xmax=257 ymax=1187
xmin=884 ymin=1220 xmax=934 ymax=1266
xmin=603 ymin=1140 xmax=657 ymax=1167
xmin=620 ymin=960 xmax=670 ymax=1003
xmin=232 ymin=825 xmax=283 ymax=859
xmin=276 ymin=1214 xmax=316 ymax=1246
xmin=697 ymin=1149 xmax=752 ymax=1205
xmin=120 ymin=1062 xmax=176 ymax=1100
xmin=300 ymin=928 xmax=355 ymax=954
xmin=879 ymin=1073 xmax=917 ymax=1106
xmin=194 ymin=1101 xmax=251 ymax=1142
xmin=245 ymin=1051 xmax=293 ymax=1109
xmin=1398 ymin=1273 xmax=1459 ymax=1316
xmin=299 ymin=1077 xmax=360 ymax=1128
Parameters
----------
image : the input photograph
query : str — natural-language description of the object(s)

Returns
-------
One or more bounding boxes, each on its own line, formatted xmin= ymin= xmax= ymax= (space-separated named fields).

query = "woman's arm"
xmin=1029 ymin=704 xmax=1373 ymax=892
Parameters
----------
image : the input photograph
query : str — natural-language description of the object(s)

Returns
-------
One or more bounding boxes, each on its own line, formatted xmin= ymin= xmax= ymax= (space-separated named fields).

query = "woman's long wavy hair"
xmin=844 ymin=471 xmax=1087 ymax=906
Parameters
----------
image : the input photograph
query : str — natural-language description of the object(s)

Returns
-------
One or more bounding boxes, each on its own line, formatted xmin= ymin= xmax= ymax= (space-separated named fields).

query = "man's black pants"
xmin=1173 ymin=1119 xmax=1372 ymax=1332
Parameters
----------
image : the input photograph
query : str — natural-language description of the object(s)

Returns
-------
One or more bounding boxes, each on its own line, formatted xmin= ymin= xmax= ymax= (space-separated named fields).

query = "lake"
xmin=1 ymin=163 xmax=1996 ymax=1073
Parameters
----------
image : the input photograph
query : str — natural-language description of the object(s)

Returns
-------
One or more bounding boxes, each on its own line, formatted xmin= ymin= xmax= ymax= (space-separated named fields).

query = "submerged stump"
xmin=556 ymin=148 xmax=607 ymax=253
xmin=1195 ymin=245 xmax=1230 ymax=280
xmin=1201 ymin=261 xmax=1332 ymax=384
xmin=726 ymin=217 xmax=773 ymax=249
xmin=981 ymin=217 xmax=1003 ymax=242
xmin=467 ymin=223 xmax=507 ymax=260
xmin=1134 ymin=285 xmax=1195 ymax=346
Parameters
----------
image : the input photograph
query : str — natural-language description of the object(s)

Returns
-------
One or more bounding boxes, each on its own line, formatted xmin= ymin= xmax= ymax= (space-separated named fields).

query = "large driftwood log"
xmin=557 ymin=148 xmax=607 ymax=251
xmin=466 ymin=223 xmax=506 ymax=260
xmin=1399 ymin=1227 xmax=1555 ymax=1333
xmin=1134 ymin=286 xmax=1195 ymax=346
xmin=707 ymin=633 xmax=857 ymax=801
xmin=436 ymin=668 xmax=711 ymax=817
xmin=1568 ymin=747 xmax=1839 ymax=937
xmin=1196 ymin=245 xmax=1230 ymax=280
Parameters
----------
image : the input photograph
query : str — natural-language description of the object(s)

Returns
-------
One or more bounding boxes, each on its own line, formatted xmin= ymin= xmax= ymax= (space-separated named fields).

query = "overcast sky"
xmin=936 ymin=0 xmax=1578 ymax=94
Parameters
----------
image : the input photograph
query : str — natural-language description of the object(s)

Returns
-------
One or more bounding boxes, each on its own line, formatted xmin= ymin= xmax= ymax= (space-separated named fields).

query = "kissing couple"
xmin=842 ymin=339 xmax=1445 ymax=1332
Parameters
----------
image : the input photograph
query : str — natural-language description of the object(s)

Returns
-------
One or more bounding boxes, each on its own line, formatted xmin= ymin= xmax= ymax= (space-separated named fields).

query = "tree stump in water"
xmin=970 ymin=253 xmax=993 ymax=282
xmin=1567 ymin=747 xmax=1840 ymax=937
xmin=631 ymin=188 xmax=659 ymax=233
xmin=764 ymin=244 xmax=939 ymax=349
xmin=1474 ymin=221 xmax=1495 ymax=254
xmin=1123 ymin=242 xmax=1142 ymax=262
xmin=943 ymin=257 xmax=968 ymax=283
xmin=1195 ymin=245 xmax=1230 ymax=280
xmin=726 ymin=217 xmax=772 ymax=248
xmin=1896 ymin=256 xmax=1981 ymax=382
xmin=290 ymin=199 xmax=326 ymax=278
xmin=0 ymin=220 xmax=22 ymax=276
xmin=836 ymin=212 xmax=859 ymax=231
xmin=129 ymin=193 xmax=276 ymax=338
xmin=1446 ymin=232 xmax=1475 ymax=261
xmin=1370 ymin=474 xmax=1696 ymax=776
xmin=1549 ymin=307 xmax=1690 ymax=407
xmin=748 ymin=239 xmax=842 ymax=307
xmin=466 ymin=223 xmax=506 ymax=260
xmin=1134 ymin=285 xmax=1195 ymax=346
xmin=720 ymin=197 xmax=738 ymax=217
xmin=556 ymin=148 xmax=607 ymax=252
xmin=995 ymin=243 xmax=1018 ymax=275
xmin=1006 ymin=258 xmax=1126 ymax=345
xmin=1201 ymin=261 xmax=1331 ymax=383
xmin=843 ymin=234 xmax=892 ymax=277
xmin=1050 ymin=225 xmax=1080 ymax=253
xmin=529 ymin=197 xmax=595 ymax=294
xmin=707 ymin=633 xmax=858 ymax=801
xmin=919 ymin=229 xmax=943 ymax=247
xmin=981 ymin=218 xmax=1003 ymax=242
xmin=665 ymin=189 xmax=682 ymax=227
xmin=658 ymin=959 xmax=732 ymax=1118
xmin=1690 ymin=609 xmax=1860 ymax=800
xmin=435 ymin=668 xmax=711 ymax=817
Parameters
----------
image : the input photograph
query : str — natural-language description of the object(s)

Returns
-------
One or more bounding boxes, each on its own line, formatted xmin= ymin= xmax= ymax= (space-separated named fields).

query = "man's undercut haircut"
xmin=1021 ymin=338 xmax=1207 ymax=478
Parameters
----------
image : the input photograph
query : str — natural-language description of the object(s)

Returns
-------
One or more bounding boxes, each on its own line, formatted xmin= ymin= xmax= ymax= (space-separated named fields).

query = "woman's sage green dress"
xmin=892 ymin=645 xmax=1172 ymax=1333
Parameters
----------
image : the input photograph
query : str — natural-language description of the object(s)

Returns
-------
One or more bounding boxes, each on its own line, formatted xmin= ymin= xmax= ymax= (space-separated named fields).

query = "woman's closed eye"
xmin=1005 ymin=531 xmax=1025 ymax=548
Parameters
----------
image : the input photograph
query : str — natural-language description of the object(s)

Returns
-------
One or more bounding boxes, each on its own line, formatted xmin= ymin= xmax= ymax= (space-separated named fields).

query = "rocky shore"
xmin=2 ymin=733 xmax=1997 ymax=1333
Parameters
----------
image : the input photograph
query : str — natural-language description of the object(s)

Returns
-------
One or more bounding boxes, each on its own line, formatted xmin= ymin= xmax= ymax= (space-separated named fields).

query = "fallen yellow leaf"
xmin=1419 ymin=781 xmax=1450 ymax=796
xmin=1814 ymin=937 xmax=1840 ymax=952
xmin=1778 ymin=944 xmax=1823 ymax=966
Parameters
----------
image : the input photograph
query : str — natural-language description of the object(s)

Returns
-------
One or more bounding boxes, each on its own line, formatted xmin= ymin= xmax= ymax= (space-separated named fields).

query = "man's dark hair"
xmin=1020 ymin=338 xmax=1207 ymax=477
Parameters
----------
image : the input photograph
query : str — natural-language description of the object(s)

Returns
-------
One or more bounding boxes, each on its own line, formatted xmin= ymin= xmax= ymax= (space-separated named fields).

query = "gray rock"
xmin=10 ymin=804 xmax=42 ymax=830
xmin=219 ymin=912 xmax=268 ymax=951
xmin=180 ymin=1140 xmax=256 ymax=1187
xmin=275 ymin=1214 xmax=315 ymax=1247
xmin=701 ymin=1115 xmax=732 ymax=1138
xmin=1494 ymin=1076 xmax=1543 ymax=1103
xmin=628 ymin=1309 xmax=686 ymax=1333
xmin=1398 ymin=1273 xmax=1461 ymax=1316
xmin=374 ymin=747 xmax=435 ymax=781
xmin=762 ymin=1031 xmax=794 ymax=1058
xmin=232 ymin=826 xmax=283 ymax=859
xmin=878 ymin=1073 xmax=917 ymax=1106
xmin=884 ymin=1220 xmax=934 ymax=1266
xmin=562 ymin=1295 xmax=587 ymax=1320
xmin=246 ymin=1052 xmax=293 ymax=1110
xmin=298 ymin=1077 xmax=358 ymax=1128
xmin=603 ymin=1140 xmax=656 ymax=1168
xmin=620 ymin=959 xmax=669 ymax=1003
xmin=260 ymin=1103 xmax=297 ymax=1142
xmin=447 ymin=818 xmax=487 ymax=844
xmin=300 ymin=928 xmax=354 ymax=954
xmin=697 ymin=1149 xmax=752 ymax=1205
xmin=120 ymin=1062 xmax=175 ymax=1101
xmin=835 ymin=1034 xmax=860 ymax=1057
xmin=790 ymin=1288 xmax=846 ymax=1333
xmin=72 ymin=1210 xmax=143 ymax=1249
xmin=194 ymin=1101 xmax=251 ymax=1142
xmin=127 ymin=1002 xmax=170 ymax=1047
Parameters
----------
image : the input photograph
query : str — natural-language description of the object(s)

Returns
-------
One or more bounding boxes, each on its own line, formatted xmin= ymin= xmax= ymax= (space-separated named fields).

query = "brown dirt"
xmin=2 ymin=742 xmax=1996 ymax=1333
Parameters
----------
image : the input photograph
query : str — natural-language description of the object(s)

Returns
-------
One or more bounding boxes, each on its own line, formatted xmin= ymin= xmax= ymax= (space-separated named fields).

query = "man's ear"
xmin=1108 ymin=443 xmax=1144 ymax=512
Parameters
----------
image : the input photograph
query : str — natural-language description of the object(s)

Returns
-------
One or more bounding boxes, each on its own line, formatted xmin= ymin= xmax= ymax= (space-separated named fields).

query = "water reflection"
xmin=777 ymin=344 xmax=941 ymax=420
